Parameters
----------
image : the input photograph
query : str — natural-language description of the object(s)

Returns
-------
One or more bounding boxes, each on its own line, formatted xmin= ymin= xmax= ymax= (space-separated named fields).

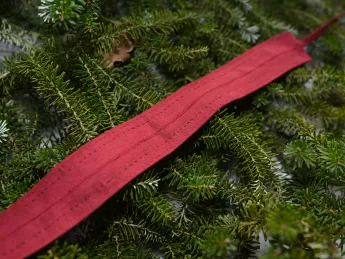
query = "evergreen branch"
xmin=94 ymin=238 xmax=159 ymax=258
xmin=200 ymin=227 xmax=237 ymax=258
xmin=0 ymin=19 xmax=34 ymax=50
xmin=33 ymin=63 xmax=97 ymax=142
xmin=38 ymin=0 xmax=86 ymax=28
xmin=164 ymin=155 xmax=221 ymax=202
xmin=226 ymin=37 xmax=248 ymax=51
xmin=109 ymin=218 xmax=165 ymax=244
xmin=96 ymin=10 xmax=198 ymax=52
xmin=234 ymin=0 xmax=252 ymax=12
xmin=270 ymin=84 xmax=339 ymax=106
xmin=77 ymin=57 xmax=114 ymax=127
xmin=175 ymin=203 xmax=193 ymax=230
xmin=13 ymin=51 xmax=98 ymax=142
xmin=266 ymin=108 xmax=319 ymax=138
xmin=123 ymin=171 xmax=160 ymax=201
xmin=138 ymin=195 xmax=175 ymax=227
xmin=287 ymin=66 xmax=345 ymax=84
xmin=145 ymin=41 xmax=209 ymax=72
xmin=2 ymin=1 xmax=345 ymax=258
xmin=201 ymin=112 xmax=279 ymax=191
xmin=249 ymin=7 xmax=298 ymax=36
xmin=284 ymin=140 xmax=317 ymax=169
xmin=91 ymin=60 xmax=158 ymax=110
xmin=215 ymin=1 xmax=260 ymax=43
xmin=37 ymin=242 xmax=88 ymax=259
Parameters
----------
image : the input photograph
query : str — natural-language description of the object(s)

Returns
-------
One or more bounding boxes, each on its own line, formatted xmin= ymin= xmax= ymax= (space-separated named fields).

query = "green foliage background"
xmin=1 ymin=0 xmax=345 ymax=258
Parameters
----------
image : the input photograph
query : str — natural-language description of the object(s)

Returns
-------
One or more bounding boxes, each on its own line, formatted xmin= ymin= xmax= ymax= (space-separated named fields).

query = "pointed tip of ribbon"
xmin=300 ymin=12 xmax=345 ymax=46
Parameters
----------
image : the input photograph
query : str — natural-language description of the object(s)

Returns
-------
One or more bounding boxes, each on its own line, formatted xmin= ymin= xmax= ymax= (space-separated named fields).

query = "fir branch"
xmin=96 ymin=10 xmax=199 ymax=52
xmin=37 ymin=242 xmax=88 ymax=259
xmin=201 ymin=112 xmax=279 ymax=191
xmin=38 ymin=0 xmax=86 ymax=28
xmin=0 ymin=19 xmax=34 ymax=50
xmin=77 ymin=56 xmax=115 ymax=127
xmin=2 ymin=1 xmax=345 ymax=258
xmin=109 ymin=218 xmax=165 ymax=244
xmin=13 ymin=51 xmax=98 ymax=142
xmin=214 ymin=1 xmax=260 ymax=43
xmin=123 ymin=171 xmax=160 ymax=201
xmin=145 ymin=39 xmax=209 ymax=72
xmin=89 ymin=59 xmax=159 ymax=111
xmin=284 ymin=140 xmax=317 ymax=169
xmin=164 ymin=154 xmax=221 ymax=202
xmin=32 ymin=63 xmax=98 ymax=142
xmin=138 ymin=195 xmax=175 ymax=227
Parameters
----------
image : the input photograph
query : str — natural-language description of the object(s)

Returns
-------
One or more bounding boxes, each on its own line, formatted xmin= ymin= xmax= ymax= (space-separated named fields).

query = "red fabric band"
xmin=0 ymin=13 xmax=344 ymax=259
xmin=300 ymin=12 xmax=345 ymax=46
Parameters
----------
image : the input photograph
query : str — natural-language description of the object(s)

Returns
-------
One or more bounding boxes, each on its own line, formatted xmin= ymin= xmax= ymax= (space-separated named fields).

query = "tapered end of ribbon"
xmin=300 ymin=12 xmax=345 ymax=46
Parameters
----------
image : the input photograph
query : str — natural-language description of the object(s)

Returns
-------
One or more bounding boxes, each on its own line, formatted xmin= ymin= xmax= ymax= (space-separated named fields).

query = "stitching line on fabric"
xmin=66 ymin=32 xmax=292 ymax=148
xmin=1 ymin=34 xmax=296 ymax=233
xmin=17 ymin=34 xmax=294 ymax=208
xmin=12 ymin=40 xmax=266 ymax=208
xmin=1 ymin=44 xmax=307 ymax=257
xmin=34 ymin=38 xmax=300 ymax=202
xmin=0 ymin=44 xmax=303 ymax=246
xmin=5 ymin=52 xmax=309 ymax=257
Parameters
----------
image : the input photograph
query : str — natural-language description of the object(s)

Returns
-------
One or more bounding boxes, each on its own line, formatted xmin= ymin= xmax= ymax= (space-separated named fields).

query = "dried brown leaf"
xmin=103 ymin=33 xmax=136 ymax=68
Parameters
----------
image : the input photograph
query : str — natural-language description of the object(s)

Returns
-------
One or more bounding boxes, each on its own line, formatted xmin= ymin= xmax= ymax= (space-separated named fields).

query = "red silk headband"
xmin=1 ymin=12 xmax=345 ymax=259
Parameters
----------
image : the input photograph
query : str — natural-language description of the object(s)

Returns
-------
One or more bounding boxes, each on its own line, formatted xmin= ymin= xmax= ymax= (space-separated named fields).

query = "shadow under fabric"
xmin=1 ymin=12 xmax=345 ymax=259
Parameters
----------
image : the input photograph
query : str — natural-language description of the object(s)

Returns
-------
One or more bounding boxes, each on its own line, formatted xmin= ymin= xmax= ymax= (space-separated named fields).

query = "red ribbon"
xmin=1 ymin=12 xmax=344 ymax=259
